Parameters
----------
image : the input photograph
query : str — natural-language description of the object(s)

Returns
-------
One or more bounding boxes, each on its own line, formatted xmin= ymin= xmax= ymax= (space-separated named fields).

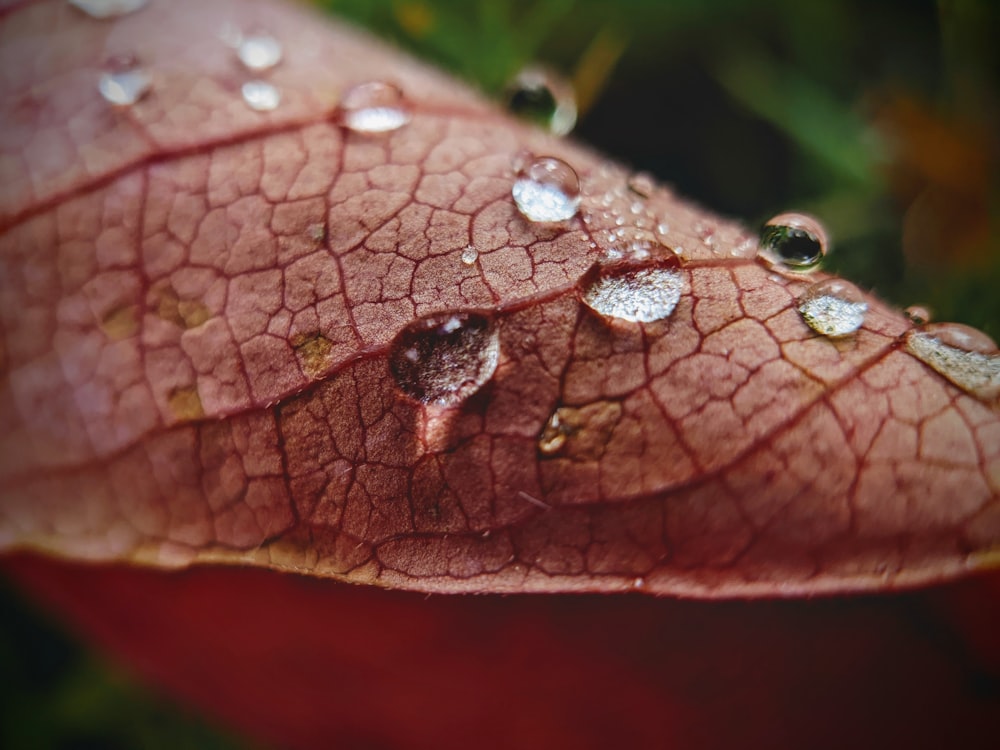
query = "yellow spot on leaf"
xmin=101 ymin=304 xmax=139 ymax=340
xmin=168 ymin=386 xmax=204 ymax=421
xmin=293 ymin=332 xmax=333 ymax=378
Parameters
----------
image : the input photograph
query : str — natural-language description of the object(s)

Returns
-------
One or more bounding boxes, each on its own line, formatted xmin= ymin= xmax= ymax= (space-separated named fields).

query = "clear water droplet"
xmin=237 ymin=32 xmax=283 ymax=72
xmin=904 ymin=323 xmax=1000 ymax=401
xmin=460 ymin=245 xmax=479 ymax=265
xmin=68 ymin=0 xmax=147 ymax=19
xmin=241 ymin=80 xmax=281 ymax=111
xmin=339 ymin=81 xmax=411 ymax=134
xmin=626 ymin=172 xmax=656 ymax=198
xmin=581 ymin=262 xmax=684 ymax=323
xmin=502 ymin=64 xmax=577 ymax=136
xmin=905 ymin=304 xmax=933 ymax=326
xmin=389 ymin=312 xmax=500 ymax=406
xmin=512 ymin=156 xmax=581 ymax=223
xmin=98 ymin=54 xmax=152 ymax=106
xmin=759 ymin=212 xmax=829 ymax=270
xmin=797 ymin=279 xmax=868 ymax=338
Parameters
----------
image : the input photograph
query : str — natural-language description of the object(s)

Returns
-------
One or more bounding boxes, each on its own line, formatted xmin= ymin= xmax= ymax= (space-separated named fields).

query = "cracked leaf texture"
xmin=1 ymin=0 xmax=999 ymax=600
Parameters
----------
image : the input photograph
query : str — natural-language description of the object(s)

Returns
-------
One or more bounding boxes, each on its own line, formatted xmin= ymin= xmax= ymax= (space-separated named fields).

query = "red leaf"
xmin=1 ymin=0 xmax=998 ymax=600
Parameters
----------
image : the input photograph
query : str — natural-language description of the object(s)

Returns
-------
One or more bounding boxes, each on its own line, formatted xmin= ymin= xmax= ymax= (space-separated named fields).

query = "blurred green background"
xmin=3 ymin=0 xmax=998 ymax=747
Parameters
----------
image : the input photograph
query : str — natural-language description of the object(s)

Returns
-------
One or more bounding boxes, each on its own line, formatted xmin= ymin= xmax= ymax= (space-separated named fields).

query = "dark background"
xmin=3 ymin=0 xmax=998 ymax=746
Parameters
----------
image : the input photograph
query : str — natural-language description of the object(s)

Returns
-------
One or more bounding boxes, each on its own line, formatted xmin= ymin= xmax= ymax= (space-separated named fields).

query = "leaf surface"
xmin=1 ymin=0 xmax=999 ymax=597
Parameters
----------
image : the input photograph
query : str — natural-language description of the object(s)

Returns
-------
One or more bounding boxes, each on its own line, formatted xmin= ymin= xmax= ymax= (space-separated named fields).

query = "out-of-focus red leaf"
xmin=0 ymin=0 xmax=999 ymax=600
xmin=5 ymin=553 xmax=1000 ymax=750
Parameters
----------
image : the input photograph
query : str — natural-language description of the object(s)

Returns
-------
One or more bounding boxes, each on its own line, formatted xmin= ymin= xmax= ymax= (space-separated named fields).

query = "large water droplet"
xmin=581 ymin=262 xmax=684 ymax=323
xmin=98 ymin=54 xmax=152 ymax=106
xmin=241 ymin=80 xmax=281 ymax=111
xmin=389 ymin=312 xmax=500 ymax=406
xmin=904 ymin=323 xmax=1000 ymax=401
xmin=797 ymin=279 xmax=868 ymax=338
xmin=512 ymin=156 xmax=581 ymax=223
xmin=503 ymin=65 xmax=577 ymax=136
xmin=237 ymin=32 xmax=283 ymax=72
xmin=759 ymin=212 xmax=829 ymax=270
xmin=68 ymin=0 xmax=148 ymax=19
xmin=339 ymin=81 xmax=411 ymax=134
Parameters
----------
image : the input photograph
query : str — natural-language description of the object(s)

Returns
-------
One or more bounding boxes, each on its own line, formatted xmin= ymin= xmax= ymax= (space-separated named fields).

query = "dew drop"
xmin=339 ymin=81 xmax=411 ymax=134
xmin=389 ymin=312 xmax=500 ymax=406
xmin=511 ymin=156 xmax=581 ymax=223
xmin=503 ymin=64 xmax=577 ymax=136
xmin=460 ymin=245 xmax=479 ymax=265
xmin=236 ymin=32 xmax=283 ymax=72
xmin=581 ymin=262 xmax=684 ymax=323
xmin=905 ymin=304 xmax=933 ymax=326
xmin=759 ymin=212 xmax=829 ymax=270
xmin=626 ymin=172 xmax=656 ymax=199
xmin=904 ymin=323 xmax=1000 ymax=401
xmin=797 ymin=279 xmax=868 ymax=338
xmin=98 ymin=53 xmax=152 ymax=106
xmin=241 ymin=80 xmax=281 ymax=111
xmin=68 ymin=0 xmax=148 ymax=19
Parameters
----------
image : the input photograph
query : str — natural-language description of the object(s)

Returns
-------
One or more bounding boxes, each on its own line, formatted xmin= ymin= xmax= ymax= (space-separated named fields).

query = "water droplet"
xmin=339 ymin=81 xmax=411 ymax=134
xmin=389 ymin=312 xmax=500 ymax=406
xmin=460 ymin=245 xmax=479 ymax=265
xmin=581 ymin=262 xmax=684 ymax=323
xmin=68 ymin=0 xmax=148 ymax=19
xmin=511 ymin=156 xmax=581 ymax=223
xmin=904 ymin=323 xmax=1000 ymax=401
xmin=538 ymin=409 xmax=570 ymax=455
xmin=241 ymin=80 xmax=281 ymax=111
xmin=626 ymin=172 xmax=656 ymax=198
xmin=98 ymin=54 xmax=152 ymax=106
xmin=502 ymin=65 xmax=576 ymax=136
xmin=759 ymin=212 xmax=829 ymax=270
xmin=797 ymin=279 xmax=868 ymax=338
xmin=236 ymin=32 xmax=283 ymax=72
xmin=905 ymin=304 xmax=933 ymax=326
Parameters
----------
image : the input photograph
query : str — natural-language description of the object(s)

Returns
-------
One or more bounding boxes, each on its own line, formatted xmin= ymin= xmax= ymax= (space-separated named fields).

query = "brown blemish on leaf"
xmin=153 ymin=285 xmax=211 ymax=329
xmin=539 ymin=401 xmax=624 ymax=460
xmin=293 ymin=332 xmax=334 ymax=378
xmin=100 ymin=304 xmax=139 ymax=340
xmin=168 ymin=386 xmax=205 ymax=422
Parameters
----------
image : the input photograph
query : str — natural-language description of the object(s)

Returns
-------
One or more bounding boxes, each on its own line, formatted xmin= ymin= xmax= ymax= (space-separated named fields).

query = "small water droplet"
xmin=503 ymin=64 xmax=576 ymax=136
xmin=68 ymin=0 xmax=147 ymax=19
xmin=581 ymin=262 xmax=684 ymax=323
xmin=389 ymin=311 xmax=500 ymax=406
xmin=538 ymin=409 xmax=570 ymax=455
xmin=626 ymin=172 xmax=656 ymax=198
xmin=98 ymin=54 xmax=152 ymax=106
xmin=797 ymin=279 xmax=868 ymax=338
xmin=511 ymin=156 xmax=581 ymax=223
xmin=904 ymin=323 xmax=999 ymax=401
xmin=237 ymin=32 xmax=283 ymax=72
xmin=241 ymin=80 xmax=281 ymax=111
xmin=905 ymin=304 xmax=933 ymax=326
xmin=339 ymin=81 xmax=411 ymax=134
xmin=461 ymin=245 xmax=479 ymax=265
xmin=759 ymin=212 xmax=829 ymax=270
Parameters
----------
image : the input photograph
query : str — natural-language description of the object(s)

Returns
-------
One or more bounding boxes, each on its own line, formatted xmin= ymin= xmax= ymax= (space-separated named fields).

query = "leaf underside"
xmin=1 ymin=0 xmax=999 ymax=598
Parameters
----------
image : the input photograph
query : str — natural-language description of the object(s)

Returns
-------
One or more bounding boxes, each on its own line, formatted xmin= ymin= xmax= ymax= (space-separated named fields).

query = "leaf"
xmin=0 ymin=0 xmax=998 ymax=602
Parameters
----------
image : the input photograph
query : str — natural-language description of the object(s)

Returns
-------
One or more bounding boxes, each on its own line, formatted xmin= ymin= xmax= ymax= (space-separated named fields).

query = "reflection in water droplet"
xmin=98 ymin=54 xmax=152 ymax=106
xmin=389 ymin=312 xmax=500 ymax=406
xmin=68 ymin=0 xmax=147 ymax=19
xmin=512 ymin=156 xmax=581 ymax=222
xmin=582 ymin=263 xmax=684 ymax=323
xmin=461 ymin=245 xmax=479 ymax=265
xmin=905 ymin=305 xmax=933 ymax=326
xmin=237 ymin=32 xmax=283 ymax=72
xmin=759 ymin=212 xmax=828 ymax=270
xmin=797 ymin=279 xmax=868 ymax=338
xmin=904 ymin=323 xmax=1000 ymax=401
xmin=503 ymin=65 xmax=577 ymax=136
xmin=339 ymin=81 xmax=411 ymax=133
xmin=241 ymin=80 xmax=281 ymax=111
